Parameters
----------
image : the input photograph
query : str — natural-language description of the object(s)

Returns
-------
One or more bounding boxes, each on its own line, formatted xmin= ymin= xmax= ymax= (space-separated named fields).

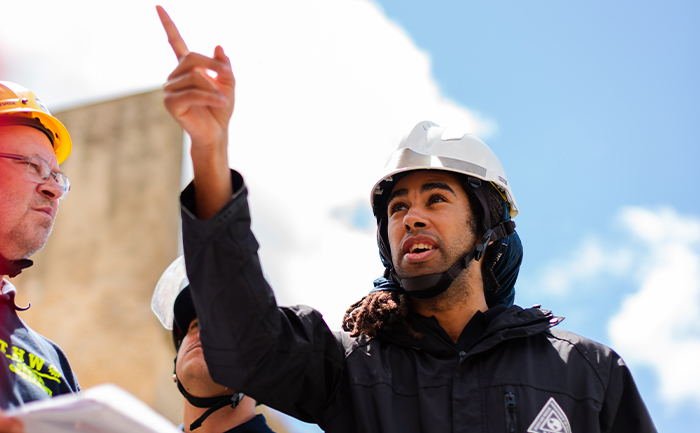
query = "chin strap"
xmin=188 ymin=395 xmax=243 ymax=431
xmin=0 ymin=255 xmax=33 ymax=278
xmin=174 ymin=359 xmax=244 ymax=431
xmin=393 ymin=220 xmax=515 ymax=299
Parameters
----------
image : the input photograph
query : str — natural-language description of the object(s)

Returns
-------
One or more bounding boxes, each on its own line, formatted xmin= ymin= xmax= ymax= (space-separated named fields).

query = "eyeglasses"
xmin=0 ymin=152 xmax=70 ymax=200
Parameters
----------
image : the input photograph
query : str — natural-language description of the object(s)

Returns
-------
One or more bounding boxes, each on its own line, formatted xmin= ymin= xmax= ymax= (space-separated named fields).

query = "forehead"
xmin=0 ymin=125 xmax=57 ymax=164
xmin=391 ymin=170 xmax=464 ymax=193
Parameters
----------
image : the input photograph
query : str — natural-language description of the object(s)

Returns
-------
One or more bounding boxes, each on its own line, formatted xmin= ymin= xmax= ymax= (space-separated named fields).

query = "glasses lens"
xmin=25 ymin=156 xmax=50 ymax=182
xmin=27 ymin=156 xmax=70 ymax=200
xmin=55 ymin=173 xmax=71 ymax=200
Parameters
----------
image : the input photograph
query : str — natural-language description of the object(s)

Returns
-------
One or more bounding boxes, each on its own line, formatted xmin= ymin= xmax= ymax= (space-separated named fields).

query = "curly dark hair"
xmin=342 ymin=176 xmax=504 ymax=339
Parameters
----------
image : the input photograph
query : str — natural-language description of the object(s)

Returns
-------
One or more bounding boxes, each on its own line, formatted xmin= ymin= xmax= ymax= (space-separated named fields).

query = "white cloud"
xmin=0 ymin=0 xmax=495 ymax=329
xmin=609 ymin=207 xmax=700 ymax=410
xmin=537 ymin=237 xmax=633 ymax=294
xmin=534 ymin=206 xmax=700 ymax=410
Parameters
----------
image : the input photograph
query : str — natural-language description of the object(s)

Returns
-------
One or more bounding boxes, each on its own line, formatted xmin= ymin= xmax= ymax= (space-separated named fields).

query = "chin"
xmin=2 ymin=241 xmax=46 ymax=261
xmin=397 ymin=263 xmax=445 ymax=278
xmin=21 ymin=238 xmax=49 ymax=259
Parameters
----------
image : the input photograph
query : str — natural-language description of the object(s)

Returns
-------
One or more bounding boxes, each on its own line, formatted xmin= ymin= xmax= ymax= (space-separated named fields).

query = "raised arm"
xmin=157 ymin=5 xmax=234 ymax=219
xmin=159 ymin=7 xmax=348 ymax=425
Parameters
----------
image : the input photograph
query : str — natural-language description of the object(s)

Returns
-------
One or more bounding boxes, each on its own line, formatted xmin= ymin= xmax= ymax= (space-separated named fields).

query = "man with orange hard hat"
xmin=0 ymin=82 xmax=80 ymax=432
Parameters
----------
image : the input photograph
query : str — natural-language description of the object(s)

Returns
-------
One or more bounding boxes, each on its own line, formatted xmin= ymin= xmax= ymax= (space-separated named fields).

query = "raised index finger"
xmin=156 ymin=5 xmax=189 ymax=60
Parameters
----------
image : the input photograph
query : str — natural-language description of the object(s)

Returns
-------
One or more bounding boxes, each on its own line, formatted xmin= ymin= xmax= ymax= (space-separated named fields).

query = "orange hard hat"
xmin=0 ymin=81 xmax=71 ymax=164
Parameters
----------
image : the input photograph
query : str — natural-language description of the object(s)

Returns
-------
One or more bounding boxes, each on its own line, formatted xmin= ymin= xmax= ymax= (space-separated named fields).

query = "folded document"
xmin=5 ymin=383 xmax=180 ymax=433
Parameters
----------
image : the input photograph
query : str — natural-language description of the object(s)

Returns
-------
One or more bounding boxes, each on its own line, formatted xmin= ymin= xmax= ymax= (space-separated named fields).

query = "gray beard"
xmin=7 ymin=222 xmax=52 ymax=259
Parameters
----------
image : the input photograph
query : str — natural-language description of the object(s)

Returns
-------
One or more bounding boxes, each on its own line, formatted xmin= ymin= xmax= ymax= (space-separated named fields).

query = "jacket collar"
xmin=376 ymin=305 xmax=563 ymax=358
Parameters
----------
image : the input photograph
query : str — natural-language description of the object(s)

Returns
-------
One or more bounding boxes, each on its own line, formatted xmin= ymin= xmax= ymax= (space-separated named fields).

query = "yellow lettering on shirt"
xmin=1 ymin=342 xmax=64 ymax=395
xmin=28 ymin=353 xmax=45 ymax=371
xmin=9 ymin=363 xmax=52 ymax=396
xmin=12 ymin=347 xmax=25 ymax=363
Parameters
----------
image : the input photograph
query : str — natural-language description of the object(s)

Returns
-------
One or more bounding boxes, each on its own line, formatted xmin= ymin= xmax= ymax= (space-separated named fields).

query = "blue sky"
xmin=373 ymin=0 xmax=700 ymax=250
xmin=1 ymin=0 xmax=698 ymax=431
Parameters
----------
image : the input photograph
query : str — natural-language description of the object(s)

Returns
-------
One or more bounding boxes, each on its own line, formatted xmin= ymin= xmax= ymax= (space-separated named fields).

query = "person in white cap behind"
xmin=153 ymin=257 xmax=275 ymax=433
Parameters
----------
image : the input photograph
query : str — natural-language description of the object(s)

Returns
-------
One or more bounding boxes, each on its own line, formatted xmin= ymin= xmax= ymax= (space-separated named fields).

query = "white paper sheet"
xmin=5 ymin=383 xmax=180 ymax=433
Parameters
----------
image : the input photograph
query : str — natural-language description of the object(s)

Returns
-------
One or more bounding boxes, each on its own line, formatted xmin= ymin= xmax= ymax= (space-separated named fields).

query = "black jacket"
xmin=180 ymin=172 xmax=655 ymax=433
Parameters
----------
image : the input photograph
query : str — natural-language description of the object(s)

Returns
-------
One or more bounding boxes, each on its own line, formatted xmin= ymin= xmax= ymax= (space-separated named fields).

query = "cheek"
xmin=445 ymin=213 xmax=474 ymax=244
xmin=178 ymin=334 xmax=193 ymax=353
xmin=386 ymin=219 xmax=402 ymax=253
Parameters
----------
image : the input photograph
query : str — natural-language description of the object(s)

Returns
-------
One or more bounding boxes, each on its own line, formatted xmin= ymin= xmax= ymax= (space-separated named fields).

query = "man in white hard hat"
xmin=152 ymin=257 xmax=275 ymax=433
xmin=157 ymin=6 xmax=655 ymax=432
xmin=0 ymin=81 xmax=79 ymax=432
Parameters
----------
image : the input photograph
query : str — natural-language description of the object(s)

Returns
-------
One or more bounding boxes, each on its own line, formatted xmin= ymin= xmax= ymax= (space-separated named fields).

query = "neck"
xmin=182 ymin=395 xmax=256 ymax=433
xmin=411 ymin=265 xmax=488 ymax=343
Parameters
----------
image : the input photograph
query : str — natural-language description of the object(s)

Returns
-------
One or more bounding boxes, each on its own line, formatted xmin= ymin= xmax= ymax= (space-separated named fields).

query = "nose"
xmin=403 ymin=206 xmax=429 ymax=231
xmin=38 ymin=177 xmax=63 ymax=200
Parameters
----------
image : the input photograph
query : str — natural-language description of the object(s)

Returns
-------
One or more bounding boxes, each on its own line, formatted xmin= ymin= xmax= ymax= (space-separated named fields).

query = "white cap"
xmin=151 ymin=256 xmax=189 ymax=331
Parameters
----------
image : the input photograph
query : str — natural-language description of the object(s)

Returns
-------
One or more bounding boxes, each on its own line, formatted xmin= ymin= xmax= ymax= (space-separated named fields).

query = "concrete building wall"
xmin=13 ymin=89 xmax=185 ymax=422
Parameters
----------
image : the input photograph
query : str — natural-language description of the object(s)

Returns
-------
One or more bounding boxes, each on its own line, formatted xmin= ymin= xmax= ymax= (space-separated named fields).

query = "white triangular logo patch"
xmin=527 ymin=397 xmax=572 ymax=433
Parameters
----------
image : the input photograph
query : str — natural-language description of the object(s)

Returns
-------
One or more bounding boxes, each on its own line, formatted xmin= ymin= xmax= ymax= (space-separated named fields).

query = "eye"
xmin=25 ymin=157 xmax=49 ymax=178
xmin=27 ymin=162 xmax=42 ymax=175
xmin=388 ymin=201 xmax=408 ymax=216
xmin=19 ymin=160 xmax=40 ymax=173
xmin=188 ymin=320 xmax=199 ymax=332
xmin=427 ymin=194 xmax=447 ymax=205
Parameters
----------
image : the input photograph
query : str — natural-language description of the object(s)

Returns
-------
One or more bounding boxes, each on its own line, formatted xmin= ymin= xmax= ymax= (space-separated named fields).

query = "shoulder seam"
xmin=546 ymin=330 xmax=607 ymax=389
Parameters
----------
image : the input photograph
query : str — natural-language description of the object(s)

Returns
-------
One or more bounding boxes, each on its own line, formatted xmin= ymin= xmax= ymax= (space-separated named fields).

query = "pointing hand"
xmin=157 ymin=5 xmax=235 ymax=152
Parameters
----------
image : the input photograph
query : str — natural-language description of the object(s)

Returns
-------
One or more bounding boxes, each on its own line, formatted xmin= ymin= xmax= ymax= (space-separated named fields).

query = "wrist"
xmin=189 ymin=134 xmax=233 ymax=220
xmin=190 ymin=133 xmax=229 ymax=162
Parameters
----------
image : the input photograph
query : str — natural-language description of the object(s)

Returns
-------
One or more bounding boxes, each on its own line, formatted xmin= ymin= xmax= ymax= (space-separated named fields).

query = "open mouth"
xmin=409 ymin=243 xmax=435 ymax=253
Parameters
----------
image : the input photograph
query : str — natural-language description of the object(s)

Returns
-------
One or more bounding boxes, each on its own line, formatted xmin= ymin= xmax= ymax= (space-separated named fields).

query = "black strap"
xmin=175 ymin=377 xmax=244 ymax=431
xmin=189 ymin=392 xmax=243 ymax=431
xmin=176 ymin=379 xmax=230 ymax=408
xmin=476 ymin=220 xmax=515 ymax=261
xmin=0 ymin=255 xmax=33 ymax=278
xmin=0 ymin=287 xmax=31 ymax=311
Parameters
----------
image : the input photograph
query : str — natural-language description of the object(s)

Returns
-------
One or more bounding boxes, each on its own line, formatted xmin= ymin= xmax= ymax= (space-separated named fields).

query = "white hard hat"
xmin=371 ymin=121 xmax=518 ymax=218
xmin=151 ymin=256 xmax=189 ymax=331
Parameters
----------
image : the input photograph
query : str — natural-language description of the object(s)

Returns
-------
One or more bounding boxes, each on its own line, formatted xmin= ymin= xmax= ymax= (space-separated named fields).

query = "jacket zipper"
xmin=504 ymin=392 xmax=517 ymax=433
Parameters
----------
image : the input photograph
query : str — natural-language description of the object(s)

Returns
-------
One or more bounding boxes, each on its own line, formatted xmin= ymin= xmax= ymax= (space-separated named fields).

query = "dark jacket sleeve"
xmin=179 ymin=170 xmax=345 ymax=424
xmin=600 ymin=353 xmax=657 ymax=432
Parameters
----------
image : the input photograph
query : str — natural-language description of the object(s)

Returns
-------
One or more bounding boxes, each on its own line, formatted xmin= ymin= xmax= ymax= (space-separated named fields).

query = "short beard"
xmin=6 ymin=223 xmax=52 ymax=260
xmin=410 ymin=265 xmax=475 ymax=313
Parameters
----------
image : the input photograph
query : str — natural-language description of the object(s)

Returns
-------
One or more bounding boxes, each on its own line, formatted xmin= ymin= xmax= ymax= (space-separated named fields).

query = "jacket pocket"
xmin=504 ymin=391 xmax=517 ymax=433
